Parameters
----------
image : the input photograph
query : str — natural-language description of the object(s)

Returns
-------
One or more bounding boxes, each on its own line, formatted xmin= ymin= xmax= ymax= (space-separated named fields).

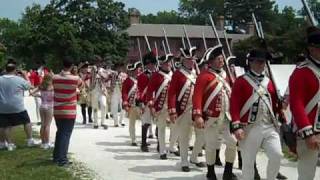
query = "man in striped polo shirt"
xmin=53 ymin=57 xmax=83 ymax=166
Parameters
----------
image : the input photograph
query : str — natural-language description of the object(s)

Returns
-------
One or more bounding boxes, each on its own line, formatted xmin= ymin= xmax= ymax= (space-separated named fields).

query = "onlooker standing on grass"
xmin=0 ymin=58 xmax=38 ymax=151
xmin=30 ymin=74 xmax=54 ymax=149
xmin=52 ymin=57 xmax=82 ymax=166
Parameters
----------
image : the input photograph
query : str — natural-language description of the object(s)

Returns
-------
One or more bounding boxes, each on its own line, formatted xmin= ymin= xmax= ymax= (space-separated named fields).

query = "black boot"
xmin=254 ymin=162 xmax=261 ymax=180
xmin=276 ymin=172 xmax=287 ymax=180
xmin=215 ymin=149 xmax=223 ymax=166
xmin=206 ymin=165 xmax=217 ymax=180
xmin=141 ymin=124 xmax=149 ymax=152
xmin=223 ymin=162 xmax=238 ymax=180
xmin=237 ymin=151 xmax=242 ymax=169
xmin=88 ymin=107 xmax=93 ymax=123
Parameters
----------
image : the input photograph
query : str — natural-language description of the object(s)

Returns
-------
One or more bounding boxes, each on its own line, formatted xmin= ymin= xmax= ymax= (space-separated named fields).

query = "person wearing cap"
xmin=122 ymin=61 xmax=141 ymax=146
xmin=78 ymin=61 xmax=93 ymax=124
xmin=289 ymin=26 xmax=320 ymax=180
xmin=231 ymin=49 xmax=283 ymax=180
xmin=138 ymin=52 xmax=158 ymax=152
xmin=168 ymin=47 xmax=206 ymax=172
xmin=145 ymin=54 xmax=173 ymax=159
xmin=193 ymin=45 xmax=238 ymax=180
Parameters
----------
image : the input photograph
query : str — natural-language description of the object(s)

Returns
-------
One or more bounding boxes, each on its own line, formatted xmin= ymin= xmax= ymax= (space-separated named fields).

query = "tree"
xmin=141 ymin=10 xmax=187 ymax=24
xmin=179 ymin=0 xmax=224 ymax=25
xmin=0 ymin=0 xmax=130 ymax=71
xmin=299 ymin=0 xmax=320 ymax=23
xmin=225 ymin=0 xmax=275 ymax=32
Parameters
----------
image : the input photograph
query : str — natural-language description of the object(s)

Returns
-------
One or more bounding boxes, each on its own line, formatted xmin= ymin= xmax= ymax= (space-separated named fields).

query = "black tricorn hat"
xmin=180 ymin=46 xmax=197 ymax=59
xmin=127 ymin=61 xmax=142 ymax=71
xmin=247 ymin=49 xmax=271 ymax=62
xmin=158 ymin=54 xmax=174 ymax=64
xmin=143 ymin=52 xmax=157 ymax=66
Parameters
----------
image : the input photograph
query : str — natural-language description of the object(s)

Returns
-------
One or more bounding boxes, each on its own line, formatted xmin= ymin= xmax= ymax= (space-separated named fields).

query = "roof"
xmin=126 ymin=24 xmax=251 ymax=41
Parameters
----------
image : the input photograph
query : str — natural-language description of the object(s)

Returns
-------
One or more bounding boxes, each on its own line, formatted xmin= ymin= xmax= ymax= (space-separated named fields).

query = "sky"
xmin=0 ymin=0 xmax=303 ymax=21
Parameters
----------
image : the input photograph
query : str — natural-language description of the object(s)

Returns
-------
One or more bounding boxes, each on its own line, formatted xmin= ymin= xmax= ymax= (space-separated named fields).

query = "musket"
xmin=181 ymin=36 xmax=186 ymax=49
xmin=162 ymin=40 xmax=168 ymax=55
xmin=182 ymin=25 xmax=200 ymax=74
xmin=209 ymin=14 xmax=234 ymax=85
xmin=252 ymin=13 xmax=286 ymax=124
xmin=223 ymin=30 xmax=232 ymax=57
xmin=144 ymin=34 xmax=152 ymax=52
xmin=183 ymin=25 xmax=192 ymax=49
xmin=154 ymin=41 xmax=160 ymax=70
xmin=163 ymin=27 xmax=176 ymax=71
xmin=137 ymin=37 xmax=145 ymax=70
xmin=202 ymin=30 xmax=208 ymax=51
xmin=301 ymin=0 xmax=318 ymax=26
xmin=162 ymin=27 xmax=172 ymax=54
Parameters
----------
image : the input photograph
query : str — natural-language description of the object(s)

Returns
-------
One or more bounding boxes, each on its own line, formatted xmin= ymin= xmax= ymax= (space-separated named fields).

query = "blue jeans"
xmin=53 ymin=119 xmax=75 ymax=164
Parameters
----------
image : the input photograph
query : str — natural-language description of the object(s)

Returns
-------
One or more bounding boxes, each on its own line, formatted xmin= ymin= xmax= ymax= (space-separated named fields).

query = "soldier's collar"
xmin=309 ymin=55 xmax=320 ymax=68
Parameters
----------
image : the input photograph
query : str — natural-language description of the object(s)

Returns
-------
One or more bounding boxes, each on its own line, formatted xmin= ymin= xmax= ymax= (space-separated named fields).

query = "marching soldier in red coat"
xmin=193 ymin=45 xmax=238 ymax=180
xmin=138 ymin=52 xmax=157 ymax=152
xmin=290 ymin=26 xmax=320 ymax=180
xmin=231 ymin=49 xmax=283 ymax=180
xmin=145 ymin=54 xmax=173 ymax=159
xmin=122 ymin=61 xmax=142 ymax=146
xmin=168 ymin=47 xmax=205 ymax=172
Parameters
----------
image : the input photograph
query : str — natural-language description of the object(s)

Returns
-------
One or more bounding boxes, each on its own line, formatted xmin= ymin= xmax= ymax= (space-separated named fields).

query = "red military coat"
xmin=230 ymin=72 xmax=278 ymax=130
xmin=290 ymin=59 xmax=320 ymax=138
xmin=192 ymin=69 xmax=231 ymax=120
xmin=137 ymin=71 xmax=151 ymax=105
xmin=168 ymin=68 xmax=196 ymax=117
xmin=145 ymin=70 xmax=172 ymax=112
xmin=122 ymin=77 xmax=137 ymax=108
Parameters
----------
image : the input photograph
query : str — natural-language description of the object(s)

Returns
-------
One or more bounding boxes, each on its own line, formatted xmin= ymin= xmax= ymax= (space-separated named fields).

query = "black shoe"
xmin=102 ymin=125 xmax=108 ymax=130
xmin=93 ymin=125 xmax=99 ymax=129
xmin=276 ymin=172 xmax=287 ymax=180
xmin=214 ymin=159 xmax=223 ymax=166
xmin=140 ymin=146 xmax=149 ymax=152
xmin=189 ymin=146 xmax=193 ymax=151
xmin=198 ymin=152 xmax=203 ymax=157
xmin=57 ymin=161 xmax=73 ymax=167
xmin=181 ymin=166 xmax=190 ymax=172
xmin=121 ymin=123 xmax=125 ymax=127
xmin=82 ymin=122 xmax=86 ymax=125
xmin=131 ymin=142 xmax=138 ymax=146
xmin=190 ymin=161 xmax=206 ymax=168
xmin=115 ymin=124 xmax=119 ymax=127
xmin=206 ymin=165 xmax=217 ymax=180
xmin=88 ymin=119 xmax=93 ymax=123
xmin=170 ymin=151 xmax=180 ymax=157
xmin=223 ymin=173 xmax=238 ymax=180
xmin=147 ymin=143 xmax=151 ymax=146
xmin=160 ymin=154 xmax=167 ymax=160
xmin=148 ymin=135 xmax=154 ymax=139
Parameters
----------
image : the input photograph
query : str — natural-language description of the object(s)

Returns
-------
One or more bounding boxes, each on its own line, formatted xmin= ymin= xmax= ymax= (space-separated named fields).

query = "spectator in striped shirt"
xmin=52 ymin=57 xmax=83 ymax=167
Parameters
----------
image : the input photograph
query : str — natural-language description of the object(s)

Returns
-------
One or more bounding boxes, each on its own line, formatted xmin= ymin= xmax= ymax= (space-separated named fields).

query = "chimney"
xmin=216 ymin=16 xmax=225 ymax=30
xmin=247 ymin=22 xmax=255 ymax=35
xmin=128 ymin=8 xmax=141 ymax=25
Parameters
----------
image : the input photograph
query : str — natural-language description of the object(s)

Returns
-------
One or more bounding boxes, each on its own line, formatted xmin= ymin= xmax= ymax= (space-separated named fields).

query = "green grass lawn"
xmin=0 ymin=127 xmax=95 ymax=180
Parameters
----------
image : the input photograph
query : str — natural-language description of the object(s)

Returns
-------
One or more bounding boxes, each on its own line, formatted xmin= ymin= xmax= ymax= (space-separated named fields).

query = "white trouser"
xmin=204 ymin=117 xmax=237 ymax=165
xmin=128 ymin=107 xmax=140 ymax=143
xmin=141 ymin=108 xmax=152 ymax=125
xmin=111 ymin=92 xmax=123 ymax=126
xmin=92 ymin=94 xmax=107 ymax=126
xmin=297 ymin=135 xmax=320 ymax=180
xmin=190 ymin=126 xmax=205 ymax=164
xmin=34 ymin=96 xmax=41 ymax=122
xmin=240 ymin=120 xmax=282 ymax=180
xmin=148 ymin=124 xmax=154 ymax=136
xmin=169 ymin=121 xmax=179 ymax=153
xmin=155 ymin=109 xmax=168 ymax=155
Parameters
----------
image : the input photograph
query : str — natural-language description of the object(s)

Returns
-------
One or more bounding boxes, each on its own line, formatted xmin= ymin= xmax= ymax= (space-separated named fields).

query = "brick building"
xmin=126 ymin=8 xmax=254 ymax=61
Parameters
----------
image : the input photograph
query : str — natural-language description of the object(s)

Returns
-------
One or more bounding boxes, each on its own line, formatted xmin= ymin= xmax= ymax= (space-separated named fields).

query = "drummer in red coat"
xmin=231 ymin=49 xmax=282 ymax=180
xmin=145 ymin=54 xmax=173 ymax=159
xmin=290 ymin=26 xmax=320 ymax=180
xmin=193 ymin=45 xmax=238 ymax=180
xmin=138 ymin=52 xmax=157 ymax=152
xmin=167 ymin=47 xmax=206 ymax=172
xmin=122 ymin=61 xmax=142 ymax=146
